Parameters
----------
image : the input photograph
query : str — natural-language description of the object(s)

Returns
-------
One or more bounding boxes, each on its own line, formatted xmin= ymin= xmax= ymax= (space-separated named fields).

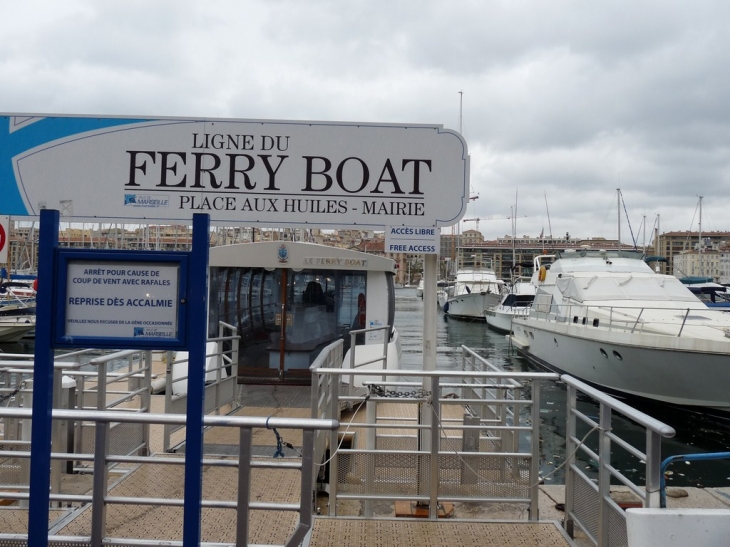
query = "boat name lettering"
xmin=302 ymin=257 xmax=367 ymax=267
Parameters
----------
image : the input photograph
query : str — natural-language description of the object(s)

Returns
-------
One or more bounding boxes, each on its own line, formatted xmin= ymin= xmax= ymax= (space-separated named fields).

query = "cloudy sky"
xmin=2 ymin=0 xmax=729 ymax=244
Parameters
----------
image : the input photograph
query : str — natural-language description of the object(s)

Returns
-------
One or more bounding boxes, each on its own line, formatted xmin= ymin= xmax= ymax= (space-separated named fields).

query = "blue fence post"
xmin=28 ymin=209 xmax=59 ymax=547
xmin=660 ymin=452 xmax=730 ymax=508
xmin=182 ymin=213 xmax=210 ymax=547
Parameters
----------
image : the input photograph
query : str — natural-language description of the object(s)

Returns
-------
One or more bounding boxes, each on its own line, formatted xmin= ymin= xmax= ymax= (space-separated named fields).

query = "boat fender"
xmin=538 ymin=266 xmax=547 ymax=282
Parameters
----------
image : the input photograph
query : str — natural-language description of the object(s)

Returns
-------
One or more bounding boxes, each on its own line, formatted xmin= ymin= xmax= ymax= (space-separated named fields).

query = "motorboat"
xmin=508 ymin=248 xmax=730 ymax=411
xmin=415 ymin=279 xmax=424 ymax=298
xmin=206 ymin=241 xmax=401 ymax=383
xmin=0 ymin=280 xmax=37 ymax=342
xmin=0 ymin=313 xmax=35 ymax=343
xmin=681 ymin=280 xmax=730 ymax=310
xmin=485 ymin=277 xmax=535 ymax=334
xmin=437 ymin=265 xmax=504 ymax=321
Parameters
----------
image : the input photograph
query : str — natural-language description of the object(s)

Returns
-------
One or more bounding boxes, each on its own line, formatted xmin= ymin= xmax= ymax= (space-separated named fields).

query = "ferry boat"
xmin=206 ymin=241 xmax=401 ymax=383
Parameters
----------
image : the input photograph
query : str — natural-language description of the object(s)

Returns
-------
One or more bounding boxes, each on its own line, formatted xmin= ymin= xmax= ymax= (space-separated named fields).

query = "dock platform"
xmin=3 ymin=384 xmax=729 ymax=546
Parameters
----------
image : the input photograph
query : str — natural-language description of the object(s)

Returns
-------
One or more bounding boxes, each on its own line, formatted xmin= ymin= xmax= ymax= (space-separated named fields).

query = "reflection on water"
xmin=394 ymin=287 xmax=730 ymax=488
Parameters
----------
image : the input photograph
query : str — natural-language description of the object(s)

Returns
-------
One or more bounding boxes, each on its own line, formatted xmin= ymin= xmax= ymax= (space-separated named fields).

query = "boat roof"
xmin=550 ymin=249 xmax=653 ymax=275
xmin=209 ymin=241 xmax=396 ymax=273
xmin=454 ymin=268 xmax=499 ymax=281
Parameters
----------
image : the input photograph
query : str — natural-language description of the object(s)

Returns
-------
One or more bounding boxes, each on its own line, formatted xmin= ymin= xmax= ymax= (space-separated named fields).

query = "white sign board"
xmin=1 ymin=114 xmax=470 ymax=229
xmin=384 ymin=225 xmax=440 ymax=254
xmin=0 ymin=215 xmax=8 ymax=263
xmin=64 ymin=261 xmax=180 ymax=339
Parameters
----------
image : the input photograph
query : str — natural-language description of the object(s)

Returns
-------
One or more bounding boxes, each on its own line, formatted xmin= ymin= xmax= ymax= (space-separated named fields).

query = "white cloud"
xmin=2 ymin=0 xmax=730 ymax=241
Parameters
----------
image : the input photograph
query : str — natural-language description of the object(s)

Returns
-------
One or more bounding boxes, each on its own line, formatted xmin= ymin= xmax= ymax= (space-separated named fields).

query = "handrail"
xmin=561 ymin=374 xmax=675 ymax=547
xmin=312 ymin=359 xmax=558 ymax=520
xmin=520 ymin=301 xmax=727 ymax=338
xmin=0 ymin=406 xmax=339 ymax=547
xmin=660 ymin=451 xmax=730 ymax=508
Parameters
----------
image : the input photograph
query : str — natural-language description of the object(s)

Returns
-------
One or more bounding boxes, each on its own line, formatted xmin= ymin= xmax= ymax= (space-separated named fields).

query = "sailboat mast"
xmin=699 ymin=195 xmax=703 ymax=278
xmin=617 ymin=188 xmax=621 ymax=248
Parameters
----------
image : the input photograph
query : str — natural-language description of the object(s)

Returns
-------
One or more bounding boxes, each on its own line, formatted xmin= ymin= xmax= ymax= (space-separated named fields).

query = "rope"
xmin=266 ymin=416 xmax=285 ymax=458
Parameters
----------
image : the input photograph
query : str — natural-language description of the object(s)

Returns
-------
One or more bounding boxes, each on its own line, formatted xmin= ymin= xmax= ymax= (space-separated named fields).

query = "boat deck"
xmin=1 ymin=384 xmax=581 ymax=546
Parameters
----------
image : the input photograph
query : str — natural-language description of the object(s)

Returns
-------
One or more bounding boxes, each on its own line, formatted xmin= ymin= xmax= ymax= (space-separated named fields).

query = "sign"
xmin=0 ymin=215 xmax=7 ymax=263
xmin=0 ymin=114 xmax=470 ymax=229
xmin=54 ymin=249 xmax=189 ymax=348
xmin=385 ymin=225 xmax=440 ymax=254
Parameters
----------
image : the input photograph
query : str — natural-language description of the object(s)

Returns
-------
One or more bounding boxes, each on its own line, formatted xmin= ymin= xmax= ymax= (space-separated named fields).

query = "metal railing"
xmin=311 ymin=358 xmax=559 ymax=520
xmin=1 ymin=348 xmax=153 ymax=500
xmin=2 ymin=337 xmax=682 ymax=546
xmin=161 ymin=321 xmax=240 ymax=451
xmin=562 ymin=375 xmax=676 ymax=547
xmin=0 ymin=322 xmax=240 ymax=494
xmin=528 ymin=299 xmax=721 ymax=339
xmin=0 ymin=406 xmax=338 ymax=547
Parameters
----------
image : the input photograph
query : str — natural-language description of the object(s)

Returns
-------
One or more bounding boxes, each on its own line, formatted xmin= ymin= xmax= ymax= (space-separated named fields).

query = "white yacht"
xmin=508 ymin=248 xmax=730 ymax=411
xmin=437 ymin=265 xmax=504 ymax=321
xmin=0 ymin=280 xmax=37 ymax=342
xmin=485 ymin=277 xmax=535 ymax=333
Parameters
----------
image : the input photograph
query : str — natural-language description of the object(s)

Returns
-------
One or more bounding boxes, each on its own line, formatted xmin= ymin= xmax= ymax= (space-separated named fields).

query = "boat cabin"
xmin=208 ymin=241 xmax=397 ymax=382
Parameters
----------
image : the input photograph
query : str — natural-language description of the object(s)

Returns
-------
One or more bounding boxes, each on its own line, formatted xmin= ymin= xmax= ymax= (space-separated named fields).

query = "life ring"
xmin=538 ymin=266 xmax=547 ymax=282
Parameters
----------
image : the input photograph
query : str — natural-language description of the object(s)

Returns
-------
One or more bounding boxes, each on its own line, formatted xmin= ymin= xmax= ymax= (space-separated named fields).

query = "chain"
xmin=369 ymin=385 xmax=431 ymax=399
xmin=0 ymin=382 xmax=25 ymax=405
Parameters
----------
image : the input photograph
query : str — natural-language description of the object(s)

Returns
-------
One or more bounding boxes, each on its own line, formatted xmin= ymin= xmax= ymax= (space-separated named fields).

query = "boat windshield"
xmin=208 ymin=267 xmax=368 ymax=376
xmin=556 ymin=249 xmax=645 ymax=260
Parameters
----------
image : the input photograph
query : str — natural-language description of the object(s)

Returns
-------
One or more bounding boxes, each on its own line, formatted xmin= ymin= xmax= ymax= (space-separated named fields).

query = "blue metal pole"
xmin=182 ymin=213 xmax=210 ymax=547
xmin=660 ymin=451 xmax=730 ymax=508
xmin=28 ymin=209 xmax=59 ymax=547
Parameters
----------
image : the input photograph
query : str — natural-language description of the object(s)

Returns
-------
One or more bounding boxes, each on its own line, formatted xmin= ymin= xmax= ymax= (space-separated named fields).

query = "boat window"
xmin=337 ymin=272 xmax=368 ymax=333
xmin=600 ymin=348 xmax=608 ymax=358
xmin=386 ymin=273 xmax=396 ymax=338
xmin=612 ymin=351 xmax=623 ymax=361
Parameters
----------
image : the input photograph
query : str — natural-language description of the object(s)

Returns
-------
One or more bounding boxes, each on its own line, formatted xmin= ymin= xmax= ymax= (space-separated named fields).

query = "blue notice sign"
xmin=54 ymin=250 xmax=189 ymax=348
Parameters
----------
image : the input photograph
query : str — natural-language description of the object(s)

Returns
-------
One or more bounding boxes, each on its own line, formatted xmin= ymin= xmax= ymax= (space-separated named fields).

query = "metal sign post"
xmin=26 ymin=210 xmax=210 ymax=547
xmin=27 ymin=209 xmax=58 ymax=547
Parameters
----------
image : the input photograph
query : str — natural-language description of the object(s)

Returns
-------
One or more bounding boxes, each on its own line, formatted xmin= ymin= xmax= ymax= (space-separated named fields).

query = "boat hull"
xmin=485 ymin=306 xmax=530 ymax=333
xmin=444 ymin=291 xmax=501 ymax=321
xmin=0 ymin=321 xmax=35 ymax=343
xmin=509 ymin=317 xmax=730 ymax=410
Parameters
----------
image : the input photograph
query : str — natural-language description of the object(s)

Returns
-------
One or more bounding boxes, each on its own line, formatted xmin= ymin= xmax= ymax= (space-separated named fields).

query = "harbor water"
xmin=394 ymin=287 xmax=730 ymax=489
xmin=3 ymin=287 xmax=730 ymax=489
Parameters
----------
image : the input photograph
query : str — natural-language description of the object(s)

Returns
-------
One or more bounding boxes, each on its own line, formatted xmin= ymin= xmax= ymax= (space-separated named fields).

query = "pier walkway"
xmin=2 ymin=384 xmax=576 ymax=546
xmin=3 ymin=350 xmax=728 ymax=547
